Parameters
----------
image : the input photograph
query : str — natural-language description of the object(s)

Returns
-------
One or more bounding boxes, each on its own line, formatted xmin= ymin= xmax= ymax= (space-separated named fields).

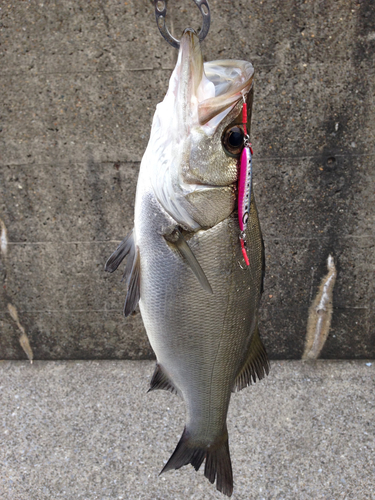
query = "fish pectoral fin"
xmin=161 ymin=427 xmax=233 ymax=497
xmin=164 ymin=228 xmax=213 ymax=294
xmin=148 ymin=363 xmax=179 ymax=395
xmin=105 ymin=230 xmax=134 ymax=273
xmin=123 ymin=245 xmax=140 ymax=317
xmin=233 ymin=324 xmax=270 ymax=392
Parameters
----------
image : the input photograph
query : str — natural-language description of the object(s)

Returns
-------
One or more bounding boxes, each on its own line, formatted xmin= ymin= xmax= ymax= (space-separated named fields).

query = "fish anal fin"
xmin=233 ymin=324 xmax=270 ymax=392
xmin=105 ymin=230 xmax=134 ymax=273
xmin=164 ymin=227 xmax=213 ymax=294
xmin=161 ymin=427 xmax=233 ymax=497
xmin=148 ymin=363 xmax=179 ymax=395
xmin=123 ymin=245 xmax=140 ymax=317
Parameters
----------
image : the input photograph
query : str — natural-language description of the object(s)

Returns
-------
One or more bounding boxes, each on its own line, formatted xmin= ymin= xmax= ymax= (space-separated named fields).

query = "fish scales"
xmin=106 ymin=29 xmax=269 ymax=497
xmin=137 ymin=194 xmax=263 ymax=422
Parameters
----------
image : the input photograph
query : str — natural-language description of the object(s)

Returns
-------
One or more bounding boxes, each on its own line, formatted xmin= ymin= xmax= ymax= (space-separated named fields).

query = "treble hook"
xmin=154 ymin=0 xmax=211 ymax=49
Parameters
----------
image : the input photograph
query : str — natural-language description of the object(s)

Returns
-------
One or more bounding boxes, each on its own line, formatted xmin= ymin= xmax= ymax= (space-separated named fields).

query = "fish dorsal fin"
xmin=164 ymin=227 xmax=213 ymax=294
xmin=148 ymin=363 xmax=179 ymax=395
xmin=105 ymin=230 xmax=141 ymax=317
xmin=233 ymin=324 xmax=269 ymax=392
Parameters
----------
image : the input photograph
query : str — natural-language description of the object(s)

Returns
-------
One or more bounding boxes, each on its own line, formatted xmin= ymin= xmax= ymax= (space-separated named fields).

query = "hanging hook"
xmin=154 ymin=0 xmax=211 ymax=49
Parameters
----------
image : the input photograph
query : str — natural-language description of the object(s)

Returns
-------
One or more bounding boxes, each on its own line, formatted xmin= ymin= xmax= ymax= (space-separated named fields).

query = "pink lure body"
xmin=238 ymin=145 xmax=252 ymax=232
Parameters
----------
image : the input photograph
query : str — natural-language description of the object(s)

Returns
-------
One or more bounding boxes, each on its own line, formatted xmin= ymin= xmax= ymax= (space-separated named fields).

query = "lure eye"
xmin=222 ymin=126 xmax=244 ymax=157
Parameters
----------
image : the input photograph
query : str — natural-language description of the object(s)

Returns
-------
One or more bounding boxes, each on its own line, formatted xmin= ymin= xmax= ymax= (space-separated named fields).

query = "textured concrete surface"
xmin=0 ymin=360 xmax=374 ymax=499
xmin=0 ymin=0 xmax=375 ymax=359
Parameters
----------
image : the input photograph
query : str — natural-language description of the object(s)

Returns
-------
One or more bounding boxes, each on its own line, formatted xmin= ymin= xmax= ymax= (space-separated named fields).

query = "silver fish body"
xmin=106 ymin=30 xmax=269 ymax=496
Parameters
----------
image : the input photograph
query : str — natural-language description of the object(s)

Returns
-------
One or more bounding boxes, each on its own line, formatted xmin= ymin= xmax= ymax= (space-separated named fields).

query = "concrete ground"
xmin=0 ymin=360 xmax=374 ymax=500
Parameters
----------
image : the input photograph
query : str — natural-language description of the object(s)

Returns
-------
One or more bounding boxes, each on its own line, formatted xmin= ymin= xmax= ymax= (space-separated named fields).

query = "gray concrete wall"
xmin=0 ymin=0 xmax=374 ymax=360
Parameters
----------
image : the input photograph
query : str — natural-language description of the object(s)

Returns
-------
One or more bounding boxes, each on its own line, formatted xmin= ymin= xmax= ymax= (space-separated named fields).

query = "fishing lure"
xmin=238 ymin=96 xmax=253 ymax=266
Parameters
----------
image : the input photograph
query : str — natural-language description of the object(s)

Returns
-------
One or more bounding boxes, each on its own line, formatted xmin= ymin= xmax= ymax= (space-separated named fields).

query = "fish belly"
xmin=135 ymin=182 xmax=263 ymax=444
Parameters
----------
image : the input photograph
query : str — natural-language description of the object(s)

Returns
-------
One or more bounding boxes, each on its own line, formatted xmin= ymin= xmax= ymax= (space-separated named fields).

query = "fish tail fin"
xmin=204 ymin=431 xmax=233 ymax=497
xmin=161 ymin=427 xmax=233 ymax=497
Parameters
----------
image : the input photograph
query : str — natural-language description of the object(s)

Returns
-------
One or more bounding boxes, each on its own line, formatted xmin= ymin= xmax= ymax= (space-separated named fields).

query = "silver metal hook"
xmin=154 ymin=0 xmax=211 ymax=49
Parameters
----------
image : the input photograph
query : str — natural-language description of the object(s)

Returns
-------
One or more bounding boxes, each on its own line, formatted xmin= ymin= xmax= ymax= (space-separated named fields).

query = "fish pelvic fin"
xmin=161 ymin=427 xmax=233 ymax=497
xmin=148 ymin=363 xmax=179 ymax=395
xmin=164 ymin=227 xmax=213 ymax=294
xmin=233 ymin=323 xmax=270 ymax=392
xmin=105 ymin=230 xmax=141 ymax=317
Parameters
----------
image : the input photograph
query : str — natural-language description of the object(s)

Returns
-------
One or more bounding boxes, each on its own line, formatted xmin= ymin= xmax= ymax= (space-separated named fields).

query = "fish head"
xmin=144 ymin=29 xmax=254 ymax=229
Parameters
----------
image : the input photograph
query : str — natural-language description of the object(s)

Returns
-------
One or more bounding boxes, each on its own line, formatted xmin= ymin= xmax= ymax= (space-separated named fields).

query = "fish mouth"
xmin=146 ymin=30 xmax=255 ymax=231
xmin=178 ymin=29 xmax=254 ymax=128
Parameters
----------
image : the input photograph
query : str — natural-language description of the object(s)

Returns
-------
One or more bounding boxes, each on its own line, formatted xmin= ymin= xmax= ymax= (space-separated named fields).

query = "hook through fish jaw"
xmin=154 ymin=0 xmax=211 ymax=49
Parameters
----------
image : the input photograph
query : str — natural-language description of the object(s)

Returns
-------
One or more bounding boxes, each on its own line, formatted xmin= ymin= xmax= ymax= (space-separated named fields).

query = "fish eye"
xmin=222 ymin=126 xmax=244 ymax=157
xmin=227 ymin=127 xmax=243 ymax=148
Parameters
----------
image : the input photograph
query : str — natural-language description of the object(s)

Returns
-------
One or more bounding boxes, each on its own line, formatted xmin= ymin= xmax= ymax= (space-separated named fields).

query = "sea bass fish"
xmin=106 ymin=29 xmax=269 ymax=496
